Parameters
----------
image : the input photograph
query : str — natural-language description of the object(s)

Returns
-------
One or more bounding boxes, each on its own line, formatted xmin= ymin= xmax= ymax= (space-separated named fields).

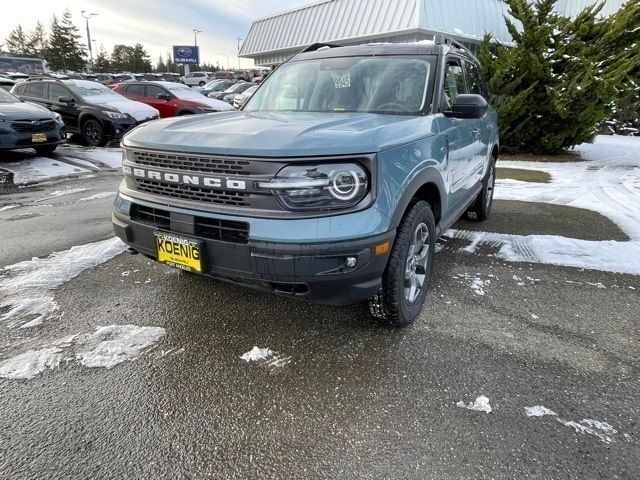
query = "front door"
xmin=46 ymin=83 xmax=78 ymax=131
xmin=145 ymin=84 xmax=176 ymax=118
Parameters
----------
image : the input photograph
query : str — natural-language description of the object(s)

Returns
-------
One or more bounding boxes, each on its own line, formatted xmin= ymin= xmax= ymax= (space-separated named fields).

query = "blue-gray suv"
xmin=113 ymin=37 xmax=499 ymax=326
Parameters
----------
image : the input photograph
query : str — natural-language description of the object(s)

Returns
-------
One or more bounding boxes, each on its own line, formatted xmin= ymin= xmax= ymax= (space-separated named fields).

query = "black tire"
xmin=369 ymin=200 xmax=436 ymax=327
xmin=81 ymin=118 xmax=107 ymax=147
xmin=465 ymin=159 xmax=496 ymax=221
xmin=198 ymin=81 xmax=205 ymax=87
xmin=34 ymin=144 xmax=57 ymax=155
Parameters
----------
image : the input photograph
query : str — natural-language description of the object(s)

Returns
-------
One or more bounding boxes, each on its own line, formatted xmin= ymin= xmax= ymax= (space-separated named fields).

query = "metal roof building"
xmin=239 ymin=0 xmax=627 ymax=66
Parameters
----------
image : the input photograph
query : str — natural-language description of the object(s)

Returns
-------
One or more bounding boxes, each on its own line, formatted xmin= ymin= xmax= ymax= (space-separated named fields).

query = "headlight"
xmin=102 ymin=111 xmax=130 ymax=119
xmin=257 ymin=163 xmax=369 ymax=211
xmin=52 ymin=112 xmax=63 ymax=123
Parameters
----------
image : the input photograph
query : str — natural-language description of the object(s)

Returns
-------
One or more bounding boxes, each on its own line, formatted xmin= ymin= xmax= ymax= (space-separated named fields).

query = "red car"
xmin=112 ymin=81 xmax=234 ymax=118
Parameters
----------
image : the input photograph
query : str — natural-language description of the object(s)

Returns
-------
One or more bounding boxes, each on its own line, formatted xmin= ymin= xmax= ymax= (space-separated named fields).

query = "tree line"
xmin=479 ymin=0 xmax=640 ymax=153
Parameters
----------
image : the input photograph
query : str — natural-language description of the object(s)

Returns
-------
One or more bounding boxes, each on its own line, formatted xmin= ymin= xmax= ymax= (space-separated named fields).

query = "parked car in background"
xmin=96 ymin=73 xmax=118 ymax=86
xmin=207 ymin=81 xmax=247 ymax=100
xmin=0 ymin=87 xmax=66 ymax=154
xmin=113 ymin=81 xmax=234 ymax=117
xmin=11 ymin=78 xmax=159 ymax=146
xmin=197 ymin=80 xmax=235 ymax=97
xmin=232 ymin=84 xmax=259 ymax=109
xmin=213 ymin=71 xmax=235 ymax=80
xmin=2 ymin=71 xmax=29 ymax=83
xmin=0 ymin=76 xmax=16 ymax=92
xmin=116 ymin=74 xmax=138 ymax=83
xmin=183 ymin=71 xmax=214 ymax=87
xmin=163 ymin=73 xmax=183 ymax=83
xmin=233 ymin=70 xmax=252 ymax=81
xmin=221 ymin=82 xmax=255 ymax=104
xmin=144 ymin=73 xmax=165 ymax=81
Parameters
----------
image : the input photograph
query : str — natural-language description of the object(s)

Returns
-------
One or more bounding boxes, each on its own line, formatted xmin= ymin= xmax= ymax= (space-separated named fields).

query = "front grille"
xmin=131 ymin=205 xmax=170 ymax=228
xmin=195 ymin=217 xmax=249 ymax=244
xmin=135 ymin=179 xmax=250 ymax=207
xmin=130 ymin=204 xmax=249 ymax=244
xmin=11 ymin=119 xmax=57 ymax=133
xmin=132 ymin=150 xmax=253 ymax=175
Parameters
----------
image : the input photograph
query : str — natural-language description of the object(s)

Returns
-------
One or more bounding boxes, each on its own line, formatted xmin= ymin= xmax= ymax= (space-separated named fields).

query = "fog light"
xmin=344 ymin=256 xmax=357 ymax=268
xmin=115 ymin=129 xmax=121 ymax=134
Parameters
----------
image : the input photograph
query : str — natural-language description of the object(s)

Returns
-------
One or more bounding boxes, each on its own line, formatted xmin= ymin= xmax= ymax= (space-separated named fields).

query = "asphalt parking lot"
xmin=0 ymin=143 xmax=639 ymax=479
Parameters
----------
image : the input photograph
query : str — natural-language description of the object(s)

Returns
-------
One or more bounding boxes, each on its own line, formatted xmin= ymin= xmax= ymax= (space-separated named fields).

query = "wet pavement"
xmin=0 ymin=158 xmax=639 ymax=479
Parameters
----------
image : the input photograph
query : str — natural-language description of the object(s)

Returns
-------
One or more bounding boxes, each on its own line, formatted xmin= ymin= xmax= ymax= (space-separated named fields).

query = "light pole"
xmin=193 ymin=29 xmax=202 ymax=46
xmin=237 ymin=37 xmax=243 ymax=69
xmin=81 ymin=11 xmax=98 ymax=72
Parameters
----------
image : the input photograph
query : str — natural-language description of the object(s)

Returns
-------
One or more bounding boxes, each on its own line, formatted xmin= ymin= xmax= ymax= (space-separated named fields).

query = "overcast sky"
xmin=1 ymin=0 xmax=310 ymax=68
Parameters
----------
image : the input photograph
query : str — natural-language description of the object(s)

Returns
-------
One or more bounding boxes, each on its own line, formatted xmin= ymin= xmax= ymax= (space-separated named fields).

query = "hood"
xmin=175 ymin=94 xmax=234 ymax=112
xmin=89 ymin=95 xmax=159 ymax=121
xmin=123 ymin=111 xmax=437 ymax=157
xmin=0 ymin=100 xmax=56 ymax=120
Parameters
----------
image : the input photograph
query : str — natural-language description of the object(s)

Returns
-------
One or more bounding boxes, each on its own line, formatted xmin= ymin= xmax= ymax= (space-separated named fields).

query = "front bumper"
xmin=113 ymin=196 xmax=395 ymax=306
xmin=0 ymin=126 xmax=66 ymax=150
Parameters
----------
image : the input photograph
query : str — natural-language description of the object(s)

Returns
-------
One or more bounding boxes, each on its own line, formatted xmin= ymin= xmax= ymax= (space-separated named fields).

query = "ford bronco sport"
xmin=112 ymin=36 xmax=499 ymax=327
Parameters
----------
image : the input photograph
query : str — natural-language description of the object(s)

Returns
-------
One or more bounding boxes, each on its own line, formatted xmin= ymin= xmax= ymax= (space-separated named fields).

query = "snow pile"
xmin=0 ymin=205 xmax=19 ymax=212
xmin=0 ymin=325 xmax=166 ymax=380
xmin=78 ymin=191 xmax=116 ymax=202
xmin=240 ymin=346 xmax=273 ymax=362
xmin=76 ymin=325 xmax=167 ymax=368
xmin=0 ymin=347 xmax=63 ymax=380
xmin=3 ymin=157 xmax=92 ymax=185
xmin=449 ymin=229 xmax=640 ymax=275
xmin=0 ymin=238 xmax=126 ymax=328
xmin=457 ymin=395 xmax=492 ymax=413
xmin=525 ymin=405 xmax=557 ymax=417
xmin=557 ymin=418 xmax=618 ymax=443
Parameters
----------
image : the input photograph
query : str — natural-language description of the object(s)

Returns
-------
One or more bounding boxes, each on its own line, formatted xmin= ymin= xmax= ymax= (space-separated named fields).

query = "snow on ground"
xmin=1 ymin=143 xmax=122 ymax=186
xmin=78 ymin=191 xmax=116 ymax=202
xmin=240 ymin=346 xmax=292 ymax=369
xmin=1 ymin=156 xmax=92 ymax=185
xmin=525 ymin=405 xmax=557 ymax=417
xmin=456 ymin=395 xmax=492 ymax=413
xmin=0 ymin=325 xmax=166 ymax=380
xmin=38 ymin=187 xmax=90 ymax=201
xmin=450 ymin=135 xmax=640 ymax=275
xmin=556 ymin=418 xmax=618 ymax=444
xmin=0 ymin=238 xmax=126 ymax=328
xmin=448 ymin=229 xmax=640 ymax=275
xmin=0 ymin=205 xmax=19 ymax=212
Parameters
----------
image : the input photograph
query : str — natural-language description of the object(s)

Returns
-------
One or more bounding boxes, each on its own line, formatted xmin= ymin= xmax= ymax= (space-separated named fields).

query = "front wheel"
xmin=198 ymin=81 xmax=205 ymax=87
xmin=34 ymin=144 xmax=57 ymax=155
xmin=369 ymin=200 xmax=436 ymax=327
xmin=81 ymin=119 xmax=106 ymax=147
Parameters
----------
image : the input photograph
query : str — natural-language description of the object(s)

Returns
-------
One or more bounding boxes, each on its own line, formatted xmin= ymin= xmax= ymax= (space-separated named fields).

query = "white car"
xmin=182 ymin=71 xmax=215 ymax=87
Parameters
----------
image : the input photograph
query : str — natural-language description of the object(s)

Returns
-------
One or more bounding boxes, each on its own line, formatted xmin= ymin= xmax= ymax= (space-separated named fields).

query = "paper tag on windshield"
xmin=333 ymin=73 xmax=351 ymax=89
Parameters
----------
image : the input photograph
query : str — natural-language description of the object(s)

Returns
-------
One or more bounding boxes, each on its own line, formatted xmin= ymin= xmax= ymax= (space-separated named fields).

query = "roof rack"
xmin=299 ymin=42 xmax=341 ymax=54
xmin=434 ymin=34 xmax=475 ymax=57
xmin=24 ymin=76 xmax=62 ymax=82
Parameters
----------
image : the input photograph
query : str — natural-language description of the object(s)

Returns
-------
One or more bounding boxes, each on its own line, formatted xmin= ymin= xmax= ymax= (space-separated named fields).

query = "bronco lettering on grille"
xmin=123 ymin=165 xmax=246 ymax=191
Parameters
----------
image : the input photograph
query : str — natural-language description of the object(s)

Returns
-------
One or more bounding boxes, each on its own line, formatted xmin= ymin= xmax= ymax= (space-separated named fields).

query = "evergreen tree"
xmin=479 ymin=0 xmax=640 ymax=154
xmin=26 ymin=21 xmax=48 ymax=58
xmin=46 ymin=10 xmax=86 ymax=72
xmin=131 ymin=44 xmax=151 ymax=72
xmin=94 ymin=45 xmax=111 ymax=73
xmin=5 ymin=25 xmax=28 ymax=56
xmin=111 ymin=44 xmax=134 ymax=71
xmin=156 ymin=55 xmax=166 ymax=73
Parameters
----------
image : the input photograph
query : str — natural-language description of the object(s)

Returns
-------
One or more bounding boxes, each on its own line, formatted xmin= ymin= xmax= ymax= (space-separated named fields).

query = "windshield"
xmin=0 ymin=88 xmax=18 ymax=103
xmin=246 ymin=56 xmax=435 ymax=115
xmin=68 ymin=81 xmax=119 ymax=99
xmin=223 ymin=83 xmax=245 ymax=94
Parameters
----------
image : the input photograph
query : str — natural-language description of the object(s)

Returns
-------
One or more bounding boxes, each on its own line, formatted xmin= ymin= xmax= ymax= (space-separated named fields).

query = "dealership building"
xmin=240 ymin=0 xmax=626 ymax=66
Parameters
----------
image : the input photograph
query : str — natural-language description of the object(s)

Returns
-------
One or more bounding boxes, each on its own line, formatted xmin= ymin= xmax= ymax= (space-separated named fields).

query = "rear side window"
xmin=442 ymin=59 xmax=466 ymax=110
xmin=12 ymin=83 xmax=26 ymax=95
xmin=146 ymin=85 xmax=166 ymax=97
xmin=48 ymin=83 xmax=69 ymax=101
xmin=126 ymin=84 xmax=145 ymax=96
xmin=26 ymin=82 xmax=46 ymax=98
xmin=464 ymin=61 xmax=484 ymax=97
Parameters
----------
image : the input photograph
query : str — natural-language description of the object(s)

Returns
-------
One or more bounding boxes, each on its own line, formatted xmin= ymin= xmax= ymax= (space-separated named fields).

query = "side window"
xmin=442 ymin=59 xmax=466 ymax=111
xmin=48 ymin=83 xmax=69 ymax=101
xmin=27 ymin=82 xmax=46 ymax=98
xmin=464 ymin=61 xmax=484 ymax=97
xmin=12 ymin=83 xmax=26 ymax=95
xmin=146 ymin=85 xmax=166 ymax=97
xmin=127 ymin=84 xmax=145 ymax=96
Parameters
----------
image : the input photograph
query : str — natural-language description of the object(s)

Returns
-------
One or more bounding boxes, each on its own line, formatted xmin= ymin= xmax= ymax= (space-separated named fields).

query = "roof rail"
xmin=24 ymin=76 xmax=62 ymax=82
xmin=434 ymin=34 xmax=475 ymax=57
xmin=299 ymin=42 xmax=341 ymax=54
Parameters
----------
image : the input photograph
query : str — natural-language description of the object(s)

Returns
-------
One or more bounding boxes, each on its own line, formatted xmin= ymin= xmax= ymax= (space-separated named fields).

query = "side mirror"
xmin=444 ymin=94 xmax=488 ymax=119
xmin=156 ymin=93 xmax=171 ymax=100
xmin=58 ymin=95 xmax=74 ymax=105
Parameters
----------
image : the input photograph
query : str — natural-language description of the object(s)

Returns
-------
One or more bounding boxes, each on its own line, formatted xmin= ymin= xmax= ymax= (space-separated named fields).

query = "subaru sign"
xmin=173 ymin=45 xmax=199 ymax=64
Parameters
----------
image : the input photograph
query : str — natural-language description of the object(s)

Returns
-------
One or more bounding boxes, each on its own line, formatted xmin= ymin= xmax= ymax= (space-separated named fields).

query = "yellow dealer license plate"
xmin=32 ymin=133 xmax=47 ymax=143
xmin=155 ymin=232 xmax=203 ymax=273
